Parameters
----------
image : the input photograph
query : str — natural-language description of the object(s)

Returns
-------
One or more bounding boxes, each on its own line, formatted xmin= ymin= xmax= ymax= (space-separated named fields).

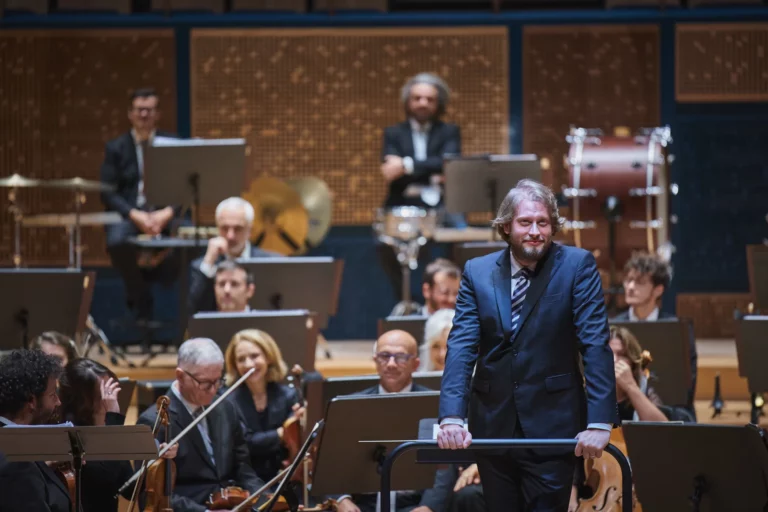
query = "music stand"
xmin=0 ymin=424 xmax=157 ymax=512
xmin=188 ymin=310 xmax=319 ymax=372
xmin=747 ymin=245 xmax=768 ymax=312
xmin=240 ymin=257 xmax=344 ymax=329
xmin=117 ymin=378 xmax=137 ymax=415
xmin=443 ymin=154 xmax=541 ymax=217
xmin=734 ymin=315 xmax=768 ymax=422
xmin=311 ymin=392 xmax=441 ymax=496
xmin=377 ymin=315 xmax=428 ymax=346
xmin=623 ymin=422 xmax=768 ymax=512
xmin=609 ymin=318 xmax=692 ymax=406
xmin=0 ymin=269 xmax=90 ymax=350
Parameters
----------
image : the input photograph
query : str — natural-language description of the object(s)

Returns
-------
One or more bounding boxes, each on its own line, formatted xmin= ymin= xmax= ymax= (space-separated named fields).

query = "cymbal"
xmin=243 ymin=177 xmax=309 ymax=256
xmin=287 ymin=177 xmax=332 ymax=248
xmin=0 ymin=173 xmax=41 ymax=188
xmin=45 ymin=177 xmax=115 ymax=192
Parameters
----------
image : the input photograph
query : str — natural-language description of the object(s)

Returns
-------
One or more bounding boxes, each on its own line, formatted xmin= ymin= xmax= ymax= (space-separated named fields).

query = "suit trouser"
xmin=475 ymin=419 xmax=575 ymax=512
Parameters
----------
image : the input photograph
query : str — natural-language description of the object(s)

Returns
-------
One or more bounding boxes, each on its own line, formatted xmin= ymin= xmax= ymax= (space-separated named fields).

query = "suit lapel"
xmin=512 ymin=244 xmax=564 ymax=344
xmin=207 ymin=405 xmax=227 ymax=480
xmin=399 ymin=122 xmax=415 ymax=158
xmin=494 ymin=250 xmax=513 ymax=338
xmin=169 ymin=394 xmax=217 ymax=474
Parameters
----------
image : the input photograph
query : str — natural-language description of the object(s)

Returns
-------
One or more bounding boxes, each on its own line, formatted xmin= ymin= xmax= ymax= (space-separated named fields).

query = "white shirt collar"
xmin=629 ymin=307 xmax=659 ymax=321
xmin=509 ymin=250 xmax=537 ymax=276
xmin=234 ymin=241 xmax=251 ymax=260
xmin=0 ymin=416 xmax=16 ymax=426
xmin=378 ymin=382 xmax=413 ymax=395
xmin=171 ymin=381 xmax=201 ymax=417
xmin=409 ymin=118 xmax=432 ymax=133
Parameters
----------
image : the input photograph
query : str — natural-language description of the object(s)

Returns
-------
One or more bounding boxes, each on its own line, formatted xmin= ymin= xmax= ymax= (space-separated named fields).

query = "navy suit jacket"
xmin=381 ymin=120 xmax=461 ymax=208
xmin=439 ymin=243 xmax=617 ymax=440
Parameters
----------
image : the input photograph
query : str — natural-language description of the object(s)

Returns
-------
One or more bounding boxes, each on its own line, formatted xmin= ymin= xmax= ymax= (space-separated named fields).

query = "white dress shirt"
xmin=199 ymin=241 xmax=252 ymax=278
xmin=131 ymin=128 xmax=156 ymax=208
xmin=629 ymin=307 xmax=659 ymax=321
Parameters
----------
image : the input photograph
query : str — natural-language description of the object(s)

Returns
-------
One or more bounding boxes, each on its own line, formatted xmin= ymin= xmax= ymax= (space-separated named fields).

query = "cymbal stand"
xmin=7 ymin=187 xmax=23 ymax=268
xmin=378 ymin=233 xmax=427 ymax=315
xmin=74 ymin=187 xmax=84 ymax=270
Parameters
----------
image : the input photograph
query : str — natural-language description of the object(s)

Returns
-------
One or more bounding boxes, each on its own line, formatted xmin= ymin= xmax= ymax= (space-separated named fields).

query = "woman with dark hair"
xmin=33 ymin=331 xmax=78 ymax=367
xmin=58 ymin=358 xmax=177 ymax=511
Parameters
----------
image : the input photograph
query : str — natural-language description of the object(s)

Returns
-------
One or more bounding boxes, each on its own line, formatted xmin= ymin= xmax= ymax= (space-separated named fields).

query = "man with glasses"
xmin=100 ymin=87 xmax=182 ymax=324
xmin=137 ymin=338 xmax=265 ymax=512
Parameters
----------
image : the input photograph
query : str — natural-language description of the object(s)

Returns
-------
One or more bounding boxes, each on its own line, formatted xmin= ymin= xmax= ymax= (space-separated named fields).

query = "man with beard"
xmin=390 ymin=258 xmax=461 ymax=317
xmin=0 ymin=350 xmax=71 ymax=512
xmin=378 ymin=73 xmax=463 ymax=302
xmin=437 ymin=180 xmax=617 ymax=512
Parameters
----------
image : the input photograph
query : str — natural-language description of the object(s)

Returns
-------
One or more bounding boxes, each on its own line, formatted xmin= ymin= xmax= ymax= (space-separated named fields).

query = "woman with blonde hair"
xmin=224 ymin=329 xmax=305 ymax=481
xmin=419 ymin=308 xmax=455 ymax=371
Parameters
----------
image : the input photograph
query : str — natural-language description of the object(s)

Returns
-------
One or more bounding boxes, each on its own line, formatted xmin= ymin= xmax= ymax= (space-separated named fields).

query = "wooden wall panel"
xmin=677 ymin=23 xmax=768 ymax=102
xmin=0 ymin=29 xmax=176 ymax=266
xmin=522 ymin=25 xmax=660 ymax=190
xmin=190 ymin=27 xmax=509 ymax=225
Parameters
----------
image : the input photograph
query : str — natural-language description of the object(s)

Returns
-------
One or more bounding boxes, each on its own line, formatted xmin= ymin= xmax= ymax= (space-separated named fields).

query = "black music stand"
xmin=748 ymin=245 xmax=768 ymax=312
xmin=0 ymin=269 xmax=90 ymax=350
xmin=310 ymin=392 xmax=441 ymax=496
xmin=377 ymin=315 xmax=428 ymax=346
xmin=117 ymin=378 xmax=137 ymax=415
xmin=452 ymin=241 xmax=508 ymax=270
xmin=241 ymin=257 xmax=344 ymax=330
xmin=735 ymin=315 xmax=768 ymax=423
xmin=188 ymin=310 xmax=319 ymax=372
xmin=443 ymin=154 xmax=541 ymax=218
xmin=0 ymin=424 xmax=157 ymax=512
xmin=609 ymin=318 xmax=692 ymax=407
xmin=623 ymin=422 xmax=768 ymax=512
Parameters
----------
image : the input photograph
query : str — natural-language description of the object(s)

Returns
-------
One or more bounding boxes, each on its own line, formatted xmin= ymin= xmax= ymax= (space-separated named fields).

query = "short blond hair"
xmin=224 ymin=329 xmax=288 ymax=386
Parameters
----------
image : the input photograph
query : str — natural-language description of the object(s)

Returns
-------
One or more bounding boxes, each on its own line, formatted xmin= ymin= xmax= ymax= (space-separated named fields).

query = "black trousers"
xmin=475 ymin=421 xmax=576 ymax=512
xmin=448 ymin=484 xmax=488 ymax=512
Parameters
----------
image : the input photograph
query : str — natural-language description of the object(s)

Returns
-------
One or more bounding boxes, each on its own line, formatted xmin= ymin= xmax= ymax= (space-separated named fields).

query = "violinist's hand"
xmin=291 ymin=403 xmax=306 ymax=421
xmin=100 ymin=377 xmax=121 ymax=414
xmin=453 ymin=463 xmax=480 ymax=491
xmin=568 ymin=485 xmax=580 ymax=512
xmin=336 ymin=498 xmax=361 ymax=512
xmin=437 ymin=423 xmax=472 ymax=450
xmin=290 ymin=364 xmax=304 ymax=375
xmin=575 ymin=428 xmax=611 ymax=459
xmin=159 ymin=442 xmax=178 ymax=460
xmin=615 ymin=360 xmax=638 ymax=393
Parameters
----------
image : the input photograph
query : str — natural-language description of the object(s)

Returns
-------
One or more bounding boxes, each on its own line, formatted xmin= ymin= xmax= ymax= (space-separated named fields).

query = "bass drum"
xmin=563 ymin=126 xmax=674 ymax=270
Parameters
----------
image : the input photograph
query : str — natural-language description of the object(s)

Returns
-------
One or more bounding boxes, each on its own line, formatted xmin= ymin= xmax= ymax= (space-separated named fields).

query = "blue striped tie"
xmin=510 ymin=268 xmax=532 ymax=337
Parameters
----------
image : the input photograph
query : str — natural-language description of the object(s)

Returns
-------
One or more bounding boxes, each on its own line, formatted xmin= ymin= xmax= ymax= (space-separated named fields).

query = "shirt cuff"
xmin=337 ymin=495 xmax=352 ymax=503
xmin=403 ymin=156 xmax=414 ymax=175
xmin=587 ymin=423 xmax=612 ymax=431
xmin=439 ymin=417 xmax=466 ymax=427
xmin=199 ymin=260 xmax=216 ymax=279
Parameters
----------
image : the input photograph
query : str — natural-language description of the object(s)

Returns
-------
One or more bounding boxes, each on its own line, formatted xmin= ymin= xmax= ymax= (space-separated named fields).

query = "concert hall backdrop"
xmin=1 ymin=9 xmax=767 ymax=341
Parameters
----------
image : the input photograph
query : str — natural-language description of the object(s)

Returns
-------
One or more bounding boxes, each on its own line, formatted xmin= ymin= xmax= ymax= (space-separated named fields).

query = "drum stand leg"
xmin=391 ymin=238 xmax=426 ymax=315
xmin=81 ymin=315 xmax=136 ymax=368
xmin=603 ymin=196 xmax=623 ymax=316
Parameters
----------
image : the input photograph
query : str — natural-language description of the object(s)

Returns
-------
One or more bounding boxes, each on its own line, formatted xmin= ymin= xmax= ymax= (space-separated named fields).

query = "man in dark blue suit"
xmin=437 ymin=180 xmax=617 ymax=512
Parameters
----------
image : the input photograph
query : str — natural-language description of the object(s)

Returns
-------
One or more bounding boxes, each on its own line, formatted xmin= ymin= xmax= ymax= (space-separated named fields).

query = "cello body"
xmin=577 ymin=429 xmax=641 ymax=512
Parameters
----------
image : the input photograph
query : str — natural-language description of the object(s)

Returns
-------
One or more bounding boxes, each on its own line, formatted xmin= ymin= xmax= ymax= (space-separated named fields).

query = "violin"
xmin=141 ymin=396 xmax=177 ymax=512
xmin=54 ymin=462 xmax=76 ymax=512
xmin=576 ymin=350 xmax=652 ymax=512
xmin=207 ymin=483 xmax=250 ymax=510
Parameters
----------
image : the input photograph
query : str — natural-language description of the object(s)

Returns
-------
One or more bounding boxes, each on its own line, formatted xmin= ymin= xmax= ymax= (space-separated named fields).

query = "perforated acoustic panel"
xmin=0 ymin=30 xmax=177 ymax=266
xmin=190 ymin=27 xmax=509 ymax=225
xmin=677 ymin=23 xmax=768 ymax=103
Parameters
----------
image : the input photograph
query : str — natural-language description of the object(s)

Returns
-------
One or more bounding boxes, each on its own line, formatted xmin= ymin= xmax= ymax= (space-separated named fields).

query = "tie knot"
xmin=515 ymin=268 xmax=532 ymax=280
xmin=193 ymin=407 xmax=203 ymax=418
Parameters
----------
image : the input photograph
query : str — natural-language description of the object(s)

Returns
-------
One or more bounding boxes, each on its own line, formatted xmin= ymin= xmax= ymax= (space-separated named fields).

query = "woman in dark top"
xmin=224 ymin=329 xmax=305 ymax=482
xmin=57 ymin=358 xmax=177 ymax=512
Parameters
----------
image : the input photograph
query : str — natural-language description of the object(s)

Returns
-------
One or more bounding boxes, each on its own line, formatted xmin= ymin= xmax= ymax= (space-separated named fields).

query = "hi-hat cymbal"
xmin=0 ymin=173 xmax=41 ymax=188
xmin=45 ymin=177 xmax=115 ymax=192
xmin=243 ymin=177 xmax=309 ymax=256
xmin=287 ymin=177 xmax=332 ymax=249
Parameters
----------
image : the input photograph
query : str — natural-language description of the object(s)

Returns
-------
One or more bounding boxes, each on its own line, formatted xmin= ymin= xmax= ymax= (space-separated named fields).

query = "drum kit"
xmin=562 ymin=126 xmax=677 ymax=308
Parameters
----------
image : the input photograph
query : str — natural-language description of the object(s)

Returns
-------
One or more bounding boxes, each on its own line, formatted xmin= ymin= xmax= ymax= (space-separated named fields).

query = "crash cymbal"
xmin=45 ymin=177 xmax=115 ymax=192
xmin=287 ymin=177 xmax=332 ymax=248
xmin=243 ymin=177 xmax=309 ymax=256
xmin=0 ymin=173 xmax=41 ymax=188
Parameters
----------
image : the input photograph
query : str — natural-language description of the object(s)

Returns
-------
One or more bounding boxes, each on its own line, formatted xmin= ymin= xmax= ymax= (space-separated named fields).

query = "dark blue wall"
xmin=6 ymin=7 xmax=768 ymax=340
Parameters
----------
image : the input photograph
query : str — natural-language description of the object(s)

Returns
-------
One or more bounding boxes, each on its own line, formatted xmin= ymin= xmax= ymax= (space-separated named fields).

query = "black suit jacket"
xmin=100 ymin=130 xmax=176 ymax=218
xmin=338 ymin=383 xmax=450 ymax=512
xmin=611 ymin=309 xmax=698 ymax=414
xmin=137 ymin=390 xmax=264 ymax=512
xmin=0 ymin=420 xmax=73 ymax=512
xmin=228 ymin=382 xmax=299 ymax=482
xmin=381 ymin=120 xmax=461 ymax=208
xmin=188 ymin=246 xmax=280 ymax=314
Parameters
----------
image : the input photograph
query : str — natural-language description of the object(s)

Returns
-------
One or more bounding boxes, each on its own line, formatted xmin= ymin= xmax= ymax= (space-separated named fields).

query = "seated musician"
xmin=189 ymin=197 xmax=278 ymax=314
xmin=57 ymin=358 xmax=178 ymax=512
xmin=614 ymin=252 xmax=697 ymax=417
xmin=334 ymin=330 xmax=447 ymax=512
xmin=137 ymin=337 xmax=265 ymax=512
xmin=32 ymin=331 xmax=78 ymax=367
xmin=391 ymin=258 xmax=461 ymax=317
xmin=100 ymin=87 xmax=181 ymax=324
xmin=223 ymin=329 xmax=305 ymax=483
xmin=377 ymin=72 xmax=463 ymax=301
xmin=214 ymin=260 xmax=255 ymax=313
xmin=568 ymin=326 xmax=667 ymax=512
xmin=0 ymin=350 xmax=70 ymax=512
xmin=418 ymin=308 xmax=454 ymax=371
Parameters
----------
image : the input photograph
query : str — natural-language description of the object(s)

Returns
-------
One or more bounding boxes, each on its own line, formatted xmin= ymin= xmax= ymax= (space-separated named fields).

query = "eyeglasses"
xmin=374 ymin=352 xmax=414 ymax=366
xmin=183 ymin=370 xmax=224 ymax=392
xmin=131 ymin=107 xmax=157 ymax=114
